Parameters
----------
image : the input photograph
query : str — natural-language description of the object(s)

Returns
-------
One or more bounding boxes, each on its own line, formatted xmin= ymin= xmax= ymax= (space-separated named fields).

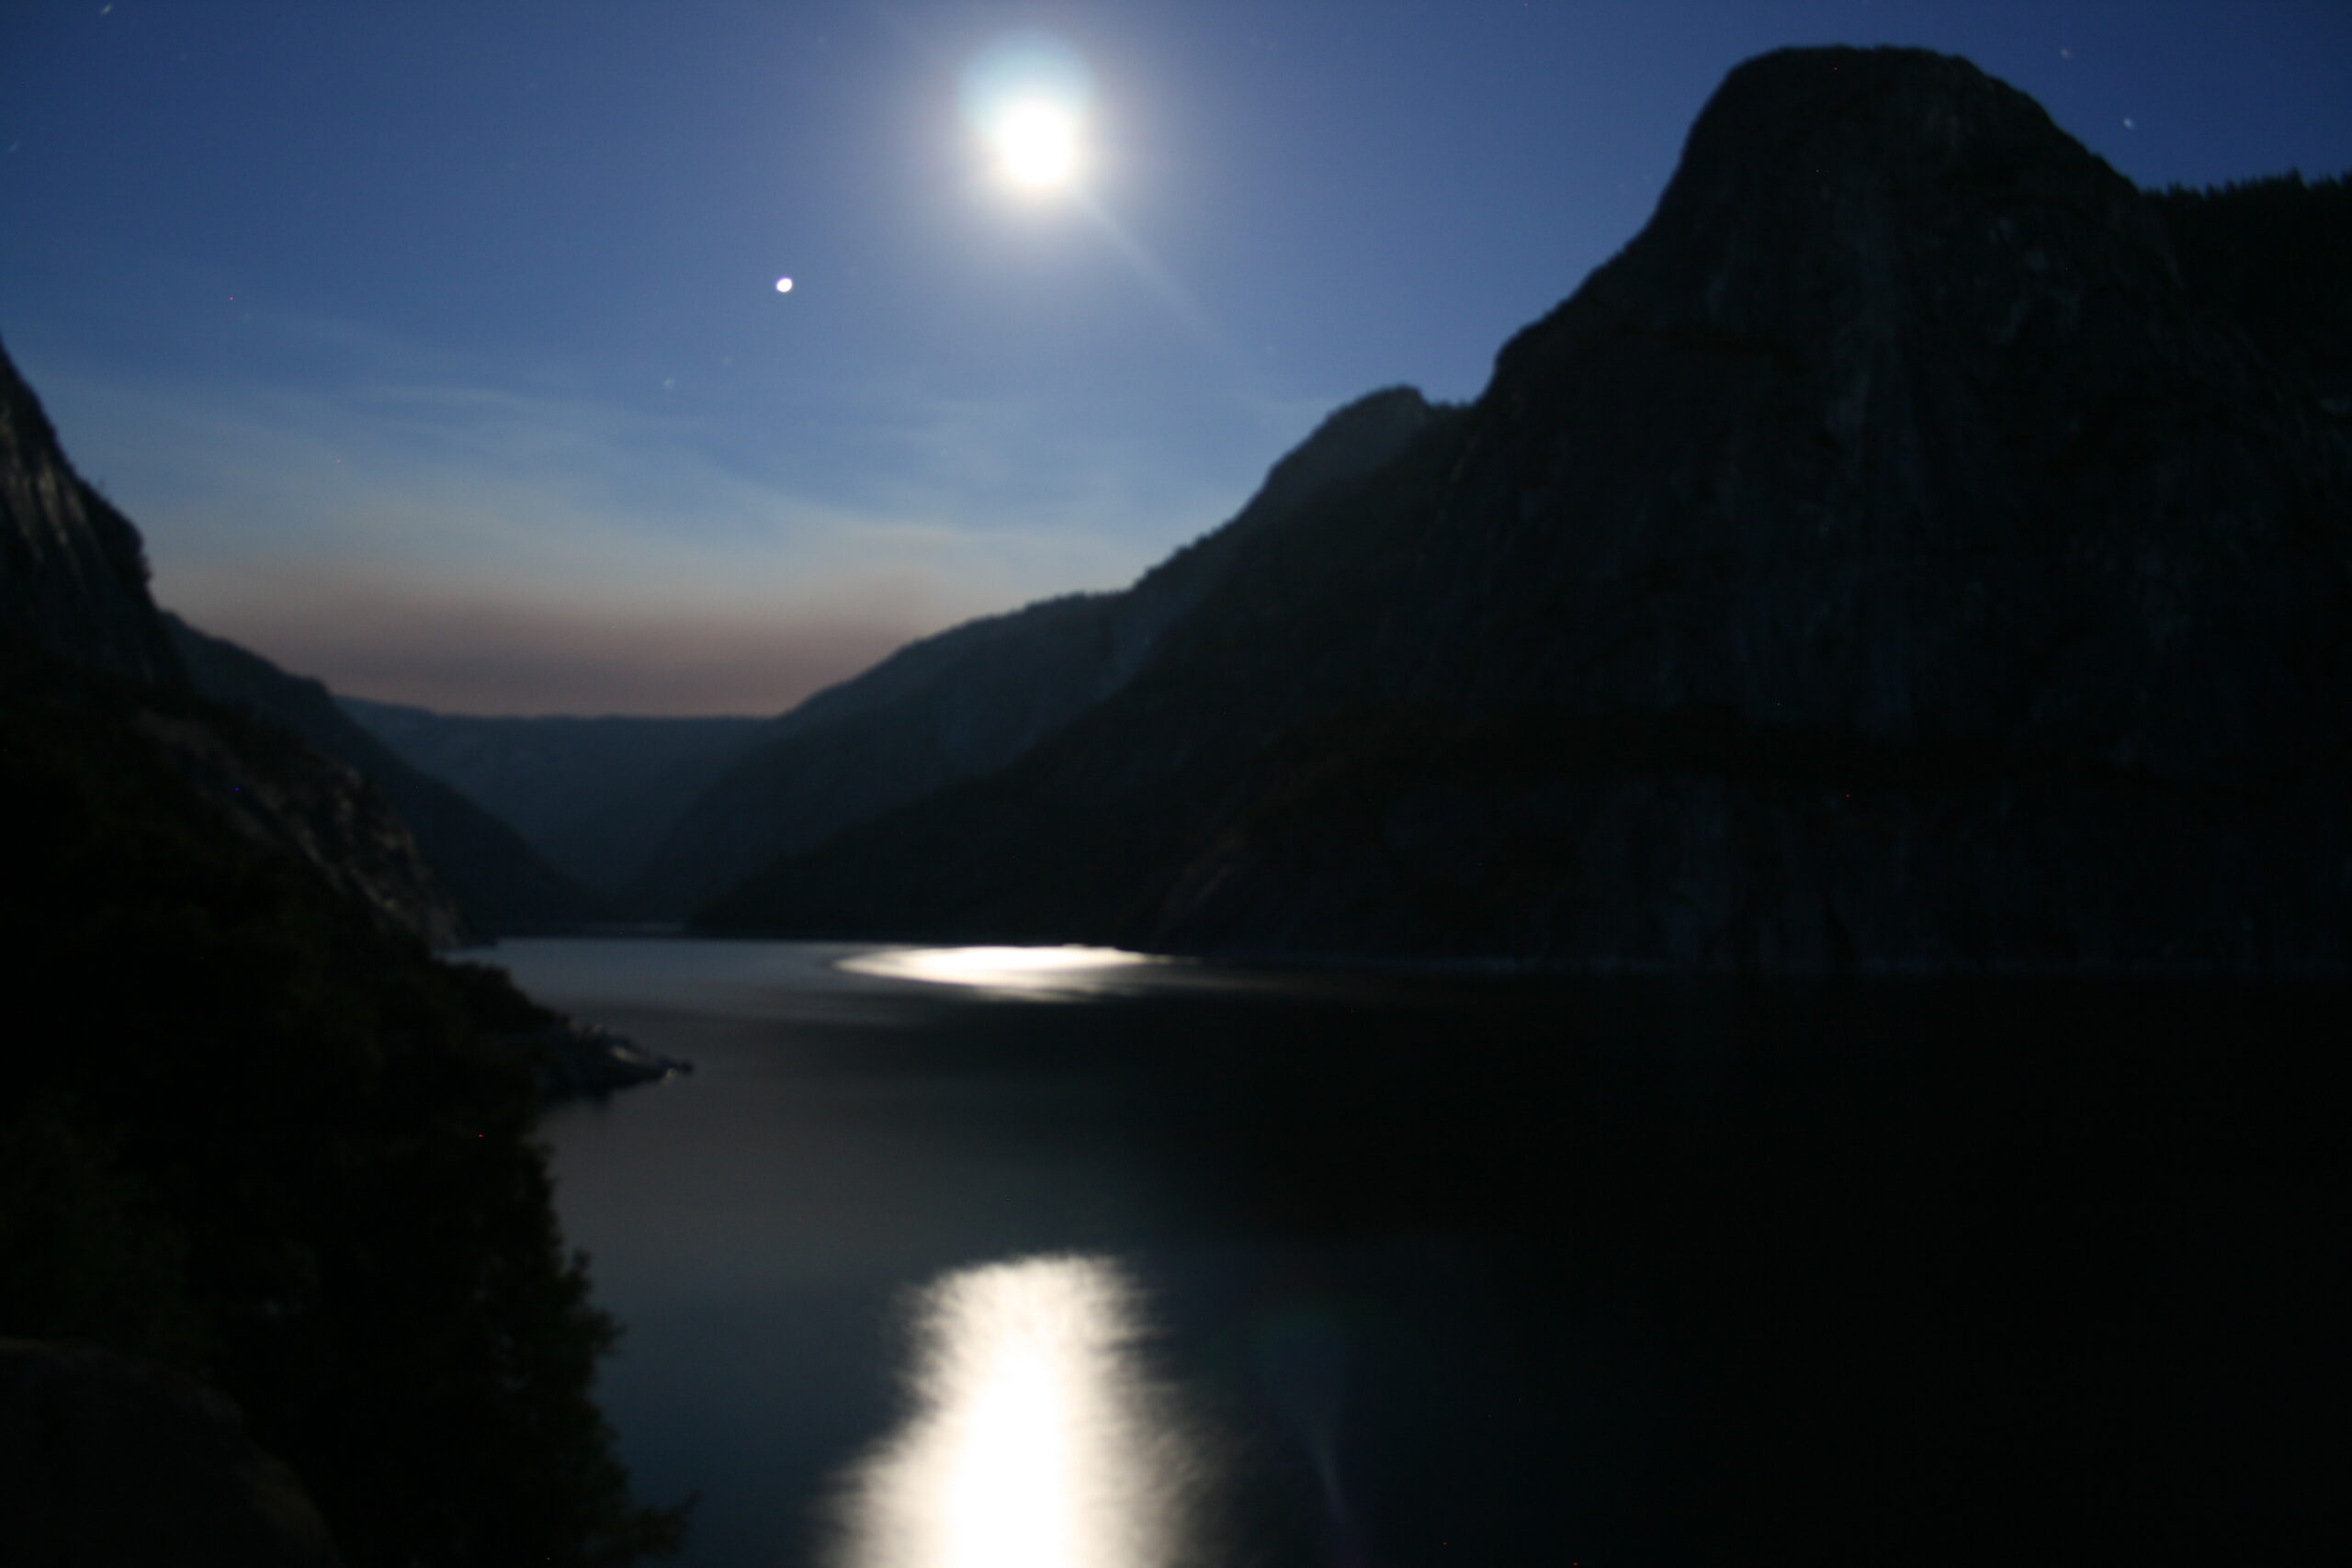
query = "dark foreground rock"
xmin=2 ymin=341 xmax=685 ymax=1561
xmin=0 ymin=1339 xmax=341 ymax=1568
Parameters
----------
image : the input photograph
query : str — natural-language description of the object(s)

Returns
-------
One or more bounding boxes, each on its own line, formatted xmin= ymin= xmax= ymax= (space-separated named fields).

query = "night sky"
xmin=5 ymin=1 xmax=2347 ymax=715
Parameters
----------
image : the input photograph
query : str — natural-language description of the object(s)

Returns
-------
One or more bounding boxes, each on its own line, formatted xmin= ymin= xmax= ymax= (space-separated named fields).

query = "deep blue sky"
xmin=5 ymin=1 xmax=2347 ymax=713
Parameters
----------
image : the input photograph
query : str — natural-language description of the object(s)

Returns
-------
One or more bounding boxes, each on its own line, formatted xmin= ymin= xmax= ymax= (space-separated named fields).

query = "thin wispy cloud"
xmin=20 ymin=309 xmax=1293 ymax=713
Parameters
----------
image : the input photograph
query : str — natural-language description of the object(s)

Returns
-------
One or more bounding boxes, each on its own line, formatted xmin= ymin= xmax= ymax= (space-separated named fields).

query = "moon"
xmin=989 ymin=99 xmax=1080 ymax=190
xmin=961 ymin=31 xmax=1092 ymax=198
xmin=775 ymin=276 xmax=794 ymax=293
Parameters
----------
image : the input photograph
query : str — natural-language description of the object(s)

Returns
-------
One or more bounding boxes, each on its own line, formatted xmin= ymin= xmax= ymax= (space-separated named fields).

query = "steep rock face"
xmin=1407 ymin=46 xmax=2343 ymax=767
xmin=125 ymin=704 xmax=469 ymax=950
xmin=0 ymin=341 xmax=180 ymax=684
xmin=704 ymin=48 xmax=2351 ymax=974
xmin=0 ymin=340 xmax=465 ymax=949
xmin=166 ymin=618 xmax=602 ymax=933
xmin=0 ymin=350 xmax=682 ymax=1564
xmin=2151 ymin=173 xmax=2352 ymax=412
xmin=635 ymin=386 xmax=1435 ymax=916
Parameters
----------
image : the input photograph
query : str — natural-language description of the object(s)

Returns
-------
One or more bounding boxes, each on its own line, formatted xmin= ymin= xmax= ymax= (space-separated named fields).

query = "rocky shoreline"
xmin=514 ymin=1019 xmax=694 ymax=1101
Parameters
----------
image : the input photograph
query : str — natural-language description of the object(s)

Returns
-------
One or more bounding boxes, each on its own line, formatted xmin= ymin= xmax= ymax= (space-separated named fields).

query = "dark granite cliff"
xmin=701 ymin=48 xmax=2352 ymax=973
xmin=1 ymin=340 xmax=683 ymax=1560
xmin=0 ymin=343 xmax=179 ymax=685
xmin=165 ymin=616 xmax=605 ymax=934
xmin=0 ymin=339 xmax=466 ymax=949
xmin=2149 ymin=171 xmax=2352 ymax=411
xmin=633 ymin=386 xmax=1436 ymax=916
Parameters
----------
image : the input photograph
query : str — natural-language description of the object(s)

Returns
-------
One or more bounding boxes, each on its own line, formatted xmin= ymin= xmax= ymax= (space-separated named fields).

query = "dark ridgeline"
xmin=0 ymin=344 xmax=181 ymax=686
xmin=628 ymin=385 xmax=1437 ymax=918
xmin=0 ymin=339 xmax=683 ymax=1561
xmin=336 ymin=697 xmax=765 ymax=904
xmin=164 ymin=614 xmax=608 ymax=934
xmin=686 ymin=47 xmax=2352 ymax=974
xmin=0 ymin=345 xmax=469 ymax=950
xmin=2148 ymin=170 xmax=2352 ymax=407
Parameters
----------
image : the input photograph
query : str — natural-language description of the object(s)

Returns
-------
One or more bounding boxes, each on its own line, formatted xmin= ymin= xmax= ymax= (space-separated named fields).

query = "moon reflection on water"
xmin=828 ymin=1255 xmax=1200 ymax=1568
xmin=835 ymin=945 xmax=1175 ymax=999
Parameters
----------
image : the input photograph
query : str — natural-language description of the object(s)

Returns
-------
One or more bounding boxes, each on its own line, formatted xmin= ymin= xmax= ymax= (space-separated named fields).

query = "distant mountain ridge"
xmin=338 ymin=697 xmax=765 ymax=900
xmin=628 ymin=386 xmax=1438 ymax=915
xmin=695 ymin=47 xmax=2352 ymax=973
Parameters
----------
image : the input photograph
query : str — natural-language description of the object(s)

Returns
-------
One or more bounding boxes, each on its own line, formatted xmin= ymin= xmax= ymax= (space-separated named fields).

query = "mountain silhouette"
xmin=629 ymin=386 xmax=1437 ymax=917
xmin=0 ymin=344 xmax=181 ymax=685
xmin=2 ymin=338 xmax=468 ymax=946
xmin=1 ymin=336 xmax=683 ymax=1558
xmin=339 ymin=696 xmax=763 ymax=902
xmin=695 ymin=46 xmax=2352 ymax=973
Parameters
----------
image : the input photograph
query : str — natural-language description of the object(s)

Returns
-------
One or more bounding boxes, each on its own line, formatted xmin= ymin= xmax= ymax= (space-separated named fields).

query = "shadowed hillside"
xmin=167 ymin=615 xmax=606 ymax=934
xmin=2150 ymin=171 xmax=2352 ymax=404
xmin=697 ymin=47 xmax=2352 ymax=973
xmin=0 ymin=336 xmax=684 ymax=1563
xmin=0 ymin=344 xmax=180 ymax=686
xmin=628 ymin=387 xmax=1439 ymax=917
xmin=340 ymin=697 xmax=764 ymax=902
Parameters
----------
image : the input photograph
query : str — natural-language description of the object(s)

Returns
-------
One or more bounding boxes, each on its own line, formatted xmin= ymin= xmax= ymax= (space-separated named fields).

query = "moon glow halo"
xmin=962 ymin=32 xmax=1092 ymax=199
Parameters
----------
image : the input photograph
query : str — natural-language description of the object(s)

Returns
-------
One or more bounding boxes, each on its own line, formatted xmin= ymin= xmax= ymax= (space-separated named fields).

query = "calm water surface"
xmin=493 ymin=939 xmax=2325 ymax=1565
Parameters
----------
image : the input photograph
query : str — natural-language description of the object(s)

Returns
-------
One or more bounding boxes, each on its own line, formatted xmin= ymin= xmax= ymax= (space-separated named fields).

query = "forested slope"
xmin=0 ymin=334 xmax=684 ymax=1563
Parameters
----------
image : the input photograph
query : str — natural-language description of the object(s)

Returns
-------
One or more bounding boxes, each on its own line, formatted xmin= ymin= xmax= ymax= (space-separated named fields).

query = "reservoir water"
xmin=495 ymin=938 xmax=2328 ymax=1564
